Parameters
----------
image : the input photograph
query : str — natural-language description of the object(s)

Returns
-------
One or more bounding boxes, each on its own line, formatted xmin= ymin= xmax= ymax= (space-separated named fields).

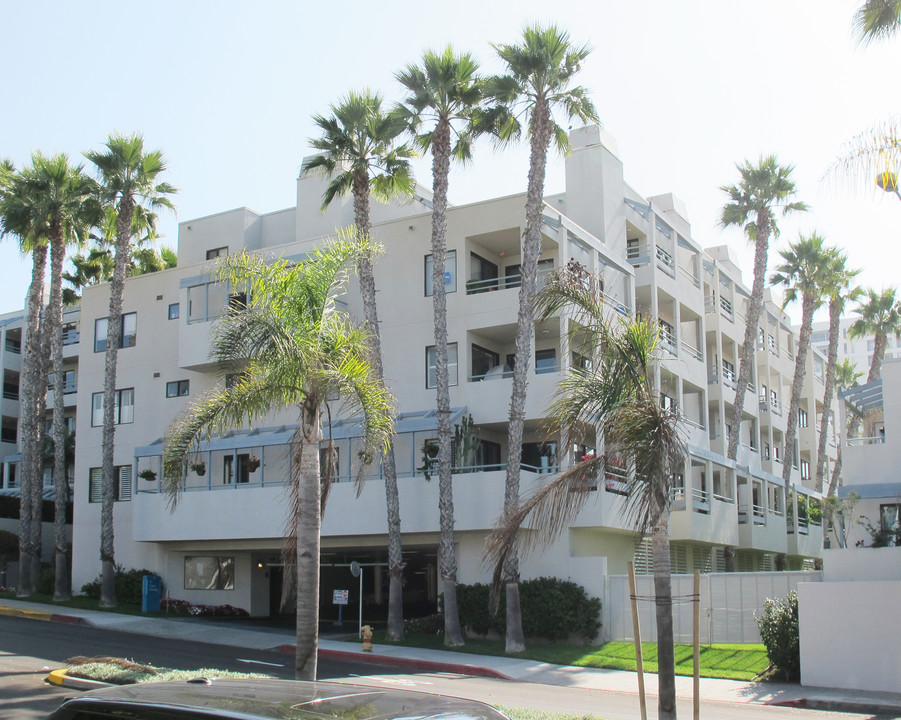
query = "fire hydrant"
xmin=361 ymin=625 xmax=373 ymax=652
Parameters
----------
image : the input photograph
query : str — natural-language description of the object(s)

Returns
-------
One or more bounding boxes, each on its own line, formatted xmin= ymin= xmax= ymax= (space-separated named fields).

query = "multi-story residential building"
xmin=809 ymin=317 xmax=901 ymax=380
xmin=67 ymin=126 xmax=834 ymax=618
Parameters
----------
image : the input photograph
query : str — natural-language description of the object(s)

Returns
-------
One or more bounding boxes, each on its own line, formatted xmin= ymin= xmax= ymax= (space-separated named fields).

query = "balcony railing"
xmin=704 ymin=295 xmax=716 ymax=314
xmin=738 ymin=503 xmax=767 ymax=525
xmin=465 ymin=266 xmax=554 ymax=295
xmin=680 ymin=341 xmax=702 ymax=361
xmin=719 ymin=296 xmax=734 ymax=319
xmin=62 ymin=328 xmax=80 ymax=346
xmin=4 ymin=339 xmax=20 ymax=354
xmin=678 ymin=265 xmax=701 ymax=288
xmin=656 ymin=246 xmax=675 ymax=276
xmin=671 ymin=487 xmax=710 ymax=513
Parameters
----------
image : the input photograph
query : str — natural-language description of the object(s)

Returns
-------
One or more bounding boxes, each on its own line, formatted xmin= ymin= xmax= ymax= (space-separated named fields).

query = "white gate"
xmin=604 ymin=571 xmax=821 ymax=644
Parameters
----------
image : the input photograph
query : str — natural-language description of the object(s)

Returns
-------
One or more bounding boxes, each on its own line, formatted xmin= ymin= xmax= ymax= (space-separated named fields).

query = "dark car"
xmin=47 ymin=677 xmax=511 ymax=720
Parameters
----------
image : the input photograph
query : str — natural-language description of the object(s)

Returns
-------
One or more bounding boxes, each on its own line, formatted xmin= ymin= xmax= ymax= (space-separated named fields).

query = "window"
xmin=626 ymin=238 xmax=640 ymax=260
xmin=535 ymin=348 xmax=557 ymax=374
xmin=94 ymin=312 xmax=136 ymax=352
xmin=505 ymin=258 xmax=554 ymax=290
xmin=168 ymin=303 xmax=180 ymax=320
xmin=467 ymin=252 xmax=498 ymax=294
xmin=223 ymin=453 xmax=251 ymax=484
xmin=798 ymin=409 xmax=808 ymax=428
xmin=166 ymin=380 xmax=190 ymax=398
xmin=661 ymin=393 xmax=676 ymax=411
xmin=187 ymin=281 xmax=229 ymax=323
xmin=426 ymin=343 xmax=458 ymax=389
xmin=763 ymin=443 xmax=770 ymax=460
xmin=800 ymin=459 xmax=810 ymax=482
xmin=1 ymin=416 xmax=17 ymax=444
xmin=867 ymin=338 xmax=876 ymax=352
xmin=425 ymin=250 xmax=457 ymax=296
xmin=471 ymin=344 xmax=500 ymax=381
xmin=206 ymin=246 xmax=228 ymax=260
xmin=62 ymin=321 xmax=78 ymax=345
xmin=880 ymin=504 xmax=901 ymax=546
xmin=571 ymin=351 xmax=591 ymax=370
xmin=184 ymin=555 xmax=234 ymax=590
xmin=91 ymin=389 xmax=134 ymax=426
xmin=88 ymin=465 xmax=132 ymax=502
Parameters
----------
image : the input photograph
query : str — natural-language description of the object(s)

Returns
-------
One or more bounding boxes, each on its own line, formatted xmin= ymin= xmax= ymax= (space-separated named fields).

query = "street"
xmin=0 ymin=616 xmax=896 ymax=720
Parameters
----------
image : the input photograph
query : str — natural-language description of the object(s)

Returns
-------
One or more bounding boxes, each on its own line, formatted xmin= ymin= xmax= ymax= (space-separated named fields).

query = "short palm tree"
xmin=769 ymin=234 xmax=836 ymax=502
xmin=848 ymin=287 xmax=901 ymax=383
xmin=720 ymin=157 xmax=807 ymax=461
xmin=490 ymin=24 xmax=598 ymax=654
xmin=396 ymin=46 xmax=485 ymax=648
xmin=814 ymin=254 xmax=861 ymax=493
xmin=12 ymin=153 xmax=97 ymax=600
xmin=163 ymin=238 xmax=394 ymax=681
xmin=303 ymin=91 xmax=413 ymax=642
xmin=86 ymin=133 xmax=176 ymax=607
xmin=827 ymin=360 xmax=865 ymax=497
xmin=488 ymin=267 xmax=684 ymax=720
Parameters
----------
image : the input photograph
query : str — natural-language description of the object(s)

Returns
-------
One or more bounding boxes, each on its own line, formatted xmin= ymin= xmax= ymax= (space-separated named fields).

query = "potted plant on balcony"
xmin=418 ymin=441 xmax=439 ymax=481
xmin=246 ymin=455 xmax=261 ymax=473
xmin=138 ymin=468 xmax=157 ymax=482
xmin=189 ymin=460 xmax=206 ymax=476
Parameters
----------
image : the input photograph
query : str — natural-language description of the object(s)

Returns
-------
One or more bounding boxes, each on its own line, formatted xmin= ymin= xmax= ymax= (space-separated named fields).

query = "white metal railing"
xmin=465 ymin=265 xmax=554 ymax=294
xmin=704 ymin=295 xmax=716 ymax=314
xmin=848 ymin=436 xmax=885 ymax=446
xmin=659 ymin=329 xmax=677 ymax=355
xmin=62 ymin=329 xmax=80 ymax=346
xmin=713 ymin=491 xmax=735 ymax=504
xmin=656 ymin=245 xmax=675 ymax=272
xmin=719 ymin=296 xmax=734 ymax=318
xmin=680 ymin=341 xmax=702 ymax=361
xmin=680 ymin=414 xmax=705 ymax=430
xmin=678 ymin=265 xmax=701 ymax=287
xmin=770 ymin=398 xmax=783 ymax=415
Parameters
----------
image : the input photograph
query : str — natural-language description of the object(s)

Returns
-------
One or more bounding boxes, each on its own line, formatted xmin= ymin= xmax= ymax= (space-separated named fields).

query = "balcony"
xmin=670 ymin=486 xmax=739 ymax=545
xmin=655 ymin=246 xmax=676 ymax=277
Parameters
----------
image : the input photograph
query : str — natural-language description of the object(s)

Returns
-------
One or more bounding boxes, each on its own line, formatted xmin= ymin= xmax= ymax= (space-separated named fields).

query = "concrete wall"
xmin=822 ymin=547 xmax=901 ymax=581
xmin=799 ymin=580 xmax=901 ymax=692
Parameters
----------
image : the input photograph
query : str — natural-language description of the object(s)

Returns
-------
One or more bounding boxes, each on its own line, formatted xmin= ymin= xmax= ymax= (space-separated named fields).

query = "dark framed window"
xmin=185 ymin=555 xmax=234 ymax=590
xmin=425 ymin=250 xmax=457 ymax=296
xmin=535 ymin=348 xmax=557 ymax=375
xmin=467 ymin=252 xmax=498 ymax=294
xmin=426 ymin=343 xmax=458 ymax=389
xmin=91 ymin=389 xmax=134 ymax=426
xmin=89 ymin=466 xmax=132 ymax=502
xmin=206 ymin=246 xmax=228 ymax=260
xmin=166 ymin=380 xmax=190 ymax=398
xmin=168 ymin=303 xmax=180 ymax=320
xmin=94 ymin=312 xmax=136 ymax=352
xmin=471 ymin=344 xmax=500 ymax=381
xmin=223 ymin=453 xmax=251 ymax=484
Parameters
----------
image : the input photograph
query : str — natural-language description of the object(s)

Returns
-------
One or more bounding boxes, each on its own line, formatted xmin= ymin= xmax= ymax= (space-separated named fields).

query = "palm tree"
xmin=814 ymin=255 xmax=861 ymax=493
xmin=827 ymin=360 xmax=865 ymax=497
xmin=13 ymin=153 xmax=97 ymax=600
xmin=396 ymin=46 xmax=485 ymax=648
xmin=853 ymin=0 xmax=901 ymax=43
xmin=848 ymin=287 xmax=901 ymax=384
xmin=490 ymin=24 xmax=598 ymax=654
xmin=303 ymin=91 xmax=413 ymax=642
xmin=163 ymin=239 xmax=394 ymax=681
xmin=720 ymin=157 xmax=807 ymax=461
xmin=488 ymin=267 xmax=685 ymax=720
xmin=86 ymin=133 xmax=176 ymax=607
xmin=769 ymin=234 xmax=836 ymax=506
xmin=0 ymin=162 xmax=48 ymax=596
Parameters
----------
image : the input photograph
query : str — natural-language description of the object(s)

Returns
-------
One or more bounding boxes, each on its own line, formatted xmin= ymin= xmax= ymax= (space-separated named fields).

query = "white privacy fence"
xmin=604 ymin=571 xmax=822 ymax=644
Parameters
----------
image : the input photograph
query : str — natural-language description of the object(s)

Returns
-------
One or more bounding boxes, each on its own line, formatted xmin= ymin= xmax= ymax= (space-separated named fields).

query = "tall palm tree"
xmin=490 ymin=24 xmax=598 ymax=654
xmin=163 ymin=239 xmax=394 ymax=681
xmin=0 ymin=162 xmax=48 ymax=596
xmin=814 ymin=255 xmax=861 ymax=493
xmin=396 ymin=46 xmax=485 ymax=648
xmin=488 ymin=267 xmax=684 ymax=720
xmin=827 ymin=359 xmax=865 ymax=497
xmin=86 ymin=133 xmax=176 ymax=607
xmin=303 ymin=91 xmax=413 ymax=642
xmin=769 ymin=234 xmax=836 ymax=503
xmin=853 ymin=0 xmax=901 ymax=43
xmin=13 ymin=153 xmax=97 ymax=600
xmin=720 ymin=157 xmax=807 ymax=461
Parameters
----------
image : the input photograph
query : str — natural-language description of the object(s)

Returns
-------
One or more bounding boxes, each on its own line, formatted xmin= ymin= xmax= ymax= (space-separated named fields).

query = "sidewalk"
xmin=4 ymin=597 xmax=901 ymax=716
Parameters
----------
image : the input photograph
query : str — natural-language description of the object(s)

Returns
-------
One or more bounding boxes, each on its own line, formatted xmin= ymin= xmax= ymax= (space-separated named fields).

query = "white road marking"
xmin=236 ymin=658 xmax=284 ymax=667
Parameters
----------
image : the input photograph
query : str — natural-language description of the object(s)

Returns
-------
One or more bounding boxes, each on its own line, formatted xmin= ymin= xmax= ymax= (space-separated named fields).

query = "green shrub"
xmin=755 ymin=591 xmax=799 ymax=681
xmin=81 ymin=566 xmax=157 ymax=605
xmin=456 ymin=577 xmax=601 ymax=642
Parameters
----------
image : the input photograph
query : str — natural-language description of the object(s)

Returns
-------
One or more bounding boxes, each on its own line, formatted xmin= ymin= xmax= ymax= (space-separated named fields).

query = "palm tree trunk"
xmin=48 ymin=228 xmax=71 ymax=600
xmin=727 ymin=211 xmax=772 ymax=460
xmin=782 ymin=295 xmax=817 ymax=505
xmin=502 ymin=97 xmax=553 ymax=654
xmin=17 ymin=244 xmax=48 ymax=596
xmin=30 ymin=304 xmax=51 ymax=590
xmin=827 ymin=445 xmax=843 ymax=497
xmin=868 ymin=331 xmax=888 ymax=383
xmin=651 ymin=508 xmax=677 ymax=720
xmin=428 ymin=118 xmax=463 ymax=646
xmin=100 ymin=197 xmax=136 ymax=607
xmin=350 ymin=171 xmax=406 ymax=642
xmin=815 ymin=298 xmax=841 ymax=493
xmin=295 ymin=397 xmax=322 ymax=681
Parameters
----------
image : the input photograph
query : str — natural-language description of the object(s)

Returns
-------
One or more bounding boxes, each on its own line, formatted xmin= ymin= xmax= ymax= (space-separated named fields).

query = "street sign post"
xmin=333 ymin=589 xmax=349 ymax=626
xmin=349 ymin=561 xmax=363 ymax=637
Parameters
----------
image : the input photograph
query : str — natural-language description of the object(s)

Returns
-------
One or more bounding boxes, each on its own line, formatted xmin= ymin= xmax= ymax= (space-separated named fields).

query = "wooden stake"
xmin=628 ymin=561 xmax=647 ymax=720
xmin=693 ymin=569 xmax=701 ymax=720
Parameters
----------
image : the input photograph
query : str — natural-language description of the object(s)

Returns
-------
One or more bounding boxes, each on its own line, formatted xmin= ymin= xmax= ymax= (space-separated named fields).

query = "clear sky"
xmin=2 ymin=0 xmax=899 ymax=323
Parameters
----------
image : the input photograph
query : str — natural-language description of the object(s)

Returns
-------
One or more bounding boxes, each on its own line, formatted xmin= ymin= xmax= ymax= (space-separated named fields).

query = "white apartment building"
xmin=809 ymin=317 xmax=901 ymax=380
xmin=66 ymin=126 xmax=835 ymax=618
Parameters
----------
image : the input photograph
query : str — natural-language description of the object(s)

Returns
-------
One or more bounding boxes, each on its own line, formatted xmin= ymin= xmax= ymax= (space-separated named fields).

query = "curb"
xmin=0 ymin=604 xmax=86 ymax=625
xmin=270 ymin=645 xmax=513 ymax=681
xmin=768 ymin=697 xmax=901 ymax=716
xmin=46 ymin=669 xmax=112 ymax=691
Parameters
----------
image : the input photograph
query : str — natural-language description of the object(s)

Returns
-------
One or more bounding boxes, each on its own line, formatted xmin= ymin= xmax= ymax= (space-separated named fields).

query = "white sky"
xmin=2 ymin=0 xmax=899 ymax=324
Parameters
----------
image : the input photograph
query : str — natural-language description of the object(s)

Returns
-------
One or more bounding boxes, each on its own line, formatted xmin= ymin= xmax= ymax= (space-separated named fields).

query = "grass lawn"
xmin=0 ymin=590 xmax=145 ymax=615
xmin=374 ymin=631 xmax=768 ymax=682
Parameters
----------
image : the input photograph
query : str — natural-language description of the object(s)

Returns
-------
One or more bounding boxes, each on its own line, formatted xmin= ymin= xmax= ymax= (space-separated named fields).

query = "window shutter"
xmin=89 ymin=468 xmax=102 ymax=503
xmin=118 ymin=466 xmax=132 ymax=501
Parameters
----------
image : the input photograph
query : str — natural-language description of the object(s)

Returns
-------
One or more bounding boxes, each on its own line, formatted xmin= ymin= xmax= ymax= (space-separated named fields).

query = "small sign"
xmin=333 ymin=589 xmax=349 ymax=605
xmin=444 ymin=271 xmax=452 ymax=285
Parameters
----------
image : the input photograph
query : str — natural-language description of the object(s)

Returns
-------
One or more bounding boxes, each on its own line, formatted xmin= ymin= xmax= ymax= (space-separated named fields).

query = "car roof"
xmin=49 ymin=677 xmax=510 ymax=720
